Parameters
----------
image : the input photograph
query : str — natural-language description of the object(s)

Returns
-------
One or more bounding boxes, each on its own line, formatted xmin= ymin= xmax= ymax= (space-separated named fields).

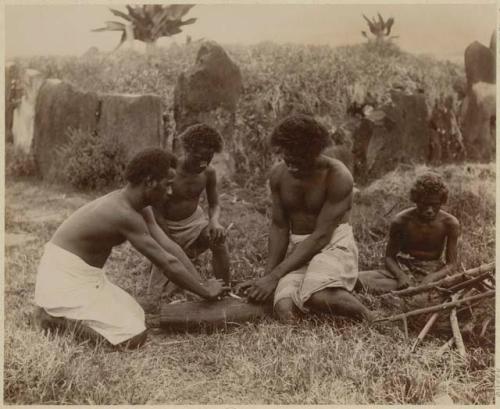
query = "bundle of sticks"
xmin=374 ymin=262 xmax=495 ymax=356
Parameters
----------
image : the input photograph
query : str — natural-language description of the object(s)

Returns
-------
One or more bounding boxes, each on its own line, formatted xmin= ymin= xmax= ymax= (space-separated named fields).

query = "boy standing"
xmin=149 ymin=124 xmax=230 ymax=296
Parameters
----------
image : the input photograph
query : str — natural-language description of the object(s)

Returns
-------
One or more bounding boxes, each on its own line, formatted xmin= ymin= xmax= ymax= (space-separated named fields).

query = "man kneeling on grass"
xmin=34 ymin=148 xmax=228 ymax=349
xmin=357 ymin=172 xmax=460 ymax=293
xmin=237 ymin=114 xmax=373 ymax=323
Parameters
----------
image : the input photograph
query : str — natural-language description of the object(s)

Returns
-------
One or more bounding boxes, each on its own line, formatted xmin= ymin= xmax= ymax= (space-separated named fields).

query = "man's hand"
xmin=396 ymin=274 xmax=412 ymax=290
xmin=246 ymin=275 xmax=279 ymax=303
xmin=208 ymin=221 xmax=225 ymax=244
xmin=420 ymin=273 xmax=440 ymax=285
xmin=203 ymin=278 xmax=230 ymax=300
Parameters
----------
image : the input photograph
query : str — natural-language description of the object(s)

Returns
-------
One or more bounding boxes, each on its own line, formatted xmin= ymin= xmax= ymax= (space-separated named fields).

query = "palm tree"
xmin=93 ymin=4 xmax=197 ymax=51
xmin=361 ymin=13 xmax=398 ymax=42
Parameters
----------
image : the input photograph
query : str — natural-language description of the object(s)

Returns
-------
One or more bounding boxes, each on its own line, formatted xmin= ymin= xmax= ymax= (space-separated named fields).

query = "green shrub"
xmin=56 ymin=128 xmax=126 ymax=191
xmin=5 ymin=143 xmax=37 ymax=178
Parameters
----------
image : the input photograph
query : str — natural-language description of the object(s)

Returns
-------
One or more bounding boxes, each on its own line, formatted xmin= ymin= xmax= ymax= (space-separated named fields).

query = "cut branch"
xmin=411 ymin=312 xmax=439 ymax=352
xmin=375 ymin=290 xmax=495 ymax=323
xmin=384 ymin=263 xmax=495 ymax=297
xmin=450 ymin=294 xmax=466 ymax=358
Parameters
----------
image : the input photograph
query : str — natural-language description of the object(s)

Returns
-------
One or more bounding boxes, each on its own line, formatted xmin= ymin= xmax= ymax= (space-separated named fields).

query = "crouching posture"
xmin=34 ymin=148 xmax=228 ymax=349
xmin=357 ymin=173 xmax=460 ymax=293
xmin=148 ymin=124 xmax=231 ymax=297
xmin=238 ymin=114 xmax=373 ymax=323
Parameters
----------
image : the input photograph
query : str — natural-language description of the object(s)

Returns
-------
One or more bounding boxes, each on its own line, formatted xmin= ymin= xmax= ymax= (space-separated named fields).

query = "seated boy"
xmin=148 ymin=124 xmax=231 ymax=297
xmin=357 ymin=172 xmax=460 ymax=293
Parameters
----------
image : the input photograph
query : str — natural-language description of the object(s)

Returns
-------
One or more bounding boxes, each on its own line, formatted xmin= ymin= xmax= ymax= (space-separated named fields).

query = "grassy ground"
xmin=3 ymin=163 xmax=495 ymax=404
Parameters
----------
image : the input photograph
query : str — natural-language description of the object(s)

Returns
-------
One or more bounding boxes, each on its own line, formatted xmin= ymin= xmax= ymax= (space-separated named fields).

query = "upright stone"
xmin=12 ymin=69 xmax=45 ymax=153
xmin=33 ymin=80 xmax=100 ymax=179
xmin=97 ymin=93 xmax=163 ymax=160
xmin=174 ymin=41 xmax=243 ymax=180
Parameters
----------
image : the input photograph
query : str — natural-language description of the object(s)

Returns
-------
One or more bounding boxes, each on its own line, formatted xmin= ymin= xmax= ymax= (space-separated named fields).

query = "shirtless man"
xmin=357 ymin=172 xmax=460 ymax=293
xmin=34 ymin=148 xmax=228 ymax=349
xmin=237 ymin=114 xmax=373 ymax=323
xmin=149 ymin=124 xmax=230 ymax=297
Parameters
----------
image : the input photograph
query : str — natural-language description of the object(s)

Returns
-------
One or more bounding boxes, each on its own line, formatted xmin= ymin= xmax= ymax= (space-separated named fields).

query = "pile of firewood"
xmin=375 ymin=262 xmax=495 ymax=356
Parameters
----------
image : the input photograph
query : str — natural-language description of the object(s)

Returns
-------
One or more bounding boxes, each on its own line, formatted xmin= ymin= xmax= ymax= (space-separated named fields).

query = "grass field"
xmin=3 ymin=162 xmax=495 ymax=404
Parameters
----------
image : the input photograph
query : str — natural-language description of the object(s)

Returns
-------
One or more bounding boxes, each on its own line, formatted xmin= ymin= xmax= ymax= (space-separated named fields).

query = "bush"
xmin=5 ymin=144 xmax=37 ymax=178
xmin=56 ymin=128 xmax=126 ymax=191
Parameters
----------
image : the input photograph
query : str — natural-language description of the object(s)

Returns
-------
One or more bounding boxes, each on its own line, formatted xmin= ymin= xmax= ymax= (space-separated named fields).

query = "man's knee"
xmin=274 ymin=298 xmax=296 ymax=323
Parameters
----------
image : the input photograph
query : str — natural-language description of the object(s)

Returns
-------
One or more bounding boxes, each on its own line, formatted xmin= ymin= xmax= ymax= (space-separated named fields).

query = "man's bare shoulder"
xmin=323 ymin=156 xmax=354 ymax=195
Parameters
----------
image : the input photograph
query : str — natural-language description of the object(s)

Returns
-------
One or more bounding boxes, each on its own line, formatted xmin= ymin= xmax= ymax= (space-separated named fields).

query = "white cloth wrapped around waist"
xmin=274 ymin=223 xmax=359 ymax=313
xmin=163 ymin=206 xmax=208 ymax=249
xmin=35 ymin=242 xmax=145 ymax=345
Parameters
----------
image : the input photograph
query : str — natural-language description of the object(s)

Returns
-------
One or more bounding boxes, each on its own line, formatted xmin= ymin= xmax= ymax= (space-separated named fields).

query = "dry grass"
xmin=3 ymin=162 xmax=495 ymax=404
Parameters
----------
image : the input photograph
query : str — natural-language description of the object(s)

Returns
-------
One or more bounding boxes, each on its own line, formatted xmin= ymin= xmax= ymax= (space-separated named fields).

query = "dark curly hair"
xmin=269 ymin=114 xmax=331 ymax=156
xmin=410 ymin=172 xmax=449 ymax=204
xmin=125 ymin=148 xmax=177 ymax=185
xmin=180 ymin=124 xmax=223 ymax=153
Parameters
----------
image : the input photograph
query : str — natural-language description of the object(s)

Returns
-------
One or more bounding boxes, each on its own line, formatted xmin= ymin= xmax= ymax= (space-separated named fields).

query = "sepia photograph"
xmin=3 ymin=1 xmax=497 ymax=404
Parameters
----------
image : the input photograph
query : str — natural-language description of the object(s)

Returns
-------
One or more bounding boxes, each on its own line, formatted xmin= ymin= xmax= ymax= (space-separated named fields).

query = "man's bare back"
xmin=51 ymin=191 xmax=135 ymax=268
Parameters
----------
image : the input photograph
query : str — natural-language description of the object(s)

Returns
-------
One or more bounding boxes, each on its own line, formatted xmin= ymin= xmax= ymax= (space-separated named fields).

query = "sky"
xmin=4 ymin=2 xmax=498 ymax=61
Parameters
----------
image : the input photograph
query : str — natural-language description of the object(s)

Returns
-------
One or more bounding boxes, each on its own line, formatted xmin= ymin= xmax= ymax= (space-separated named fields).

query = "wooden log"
xmin=160 ymin=297 xmax=273 ymax=332
xmin=446 ymin=271 xmax=492 ymax=293
xmin=385 ymin=263 xmax=495 ymax=297
xmin=375 ymin=290 xmax=495 ymax=323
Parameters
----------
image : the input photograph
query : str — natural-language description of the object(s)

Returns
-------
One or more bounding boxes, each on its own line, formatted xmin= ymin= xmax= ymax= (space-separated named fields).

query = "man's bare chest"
xmin=172 ymin=175 xmax=206 ymax=199
xmin=281 ymin=181 xmax=326 ymax=213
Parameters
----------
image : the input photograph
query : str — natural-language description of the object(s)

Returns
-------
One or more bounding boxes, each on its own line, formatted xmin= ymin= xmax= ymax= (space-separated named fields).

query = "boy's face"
xmin=185 ymin=147 xmax=214 ymax=174
xmin=415 ymin=194 xmax=442 ymax=222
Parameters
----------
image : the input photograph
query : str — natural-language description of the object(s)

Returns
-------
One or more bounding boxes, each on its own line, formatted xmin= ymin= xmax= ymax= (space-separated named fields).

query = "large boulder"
xmin=33 ymin=79 xmax=100 ymax=179
xmin=351 ymin=89 xmax=430 ymax=183
xmin=12 ymin=69 xmax=45 ymax=153
xmin=96 ymin=93 xmax=163 ymax=161
xmin=173 ymin=41 xmax=243 ymax=181
xmin=464 ymin=41 xmax=495 ymax=90
xmin=461 ymin=82 xmax=496 ymax=161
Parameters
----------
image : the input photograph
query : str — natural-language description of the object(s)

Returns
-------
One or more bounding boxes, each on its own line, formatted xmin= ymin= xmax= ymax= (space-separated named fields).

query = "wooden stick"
xmin=411 ymin=312 xmax=439 ymax=352
xmin=449 ymin=294 xmax=466 ymax=359
xmin=436 ymin=337 xmax=454 ymax=357
xmin=374 ymin=290 xmax=495 ymax=323
xmin=446 ymin=271 xmax=492 ymax=293
xmin=480 ymin=317 xmax=492 ymax=338
xmin=384 ymin=263 xmax=494 ymax=297
xmin=402 ymin=316 xmax=409 ymax=339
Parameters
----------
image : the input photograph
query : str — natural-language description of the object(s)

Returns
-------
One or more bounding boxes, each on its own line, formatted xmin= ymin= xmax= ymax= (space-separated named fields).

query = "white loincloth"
xmin=35 ymin=242 xmax=146 ymax=345
xmin=163 ymin=206 xmax=208 ymax=249
xmin=274 ymin=223 xmax=359 ymax=313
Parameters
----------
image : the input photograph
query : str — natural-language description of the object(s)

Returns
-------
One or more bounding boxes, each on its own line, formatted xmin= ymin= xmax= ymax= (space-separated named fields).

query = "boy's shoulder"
xmin=391 ymin=207 xmax=416 ymax=225
xmin=438 ymin=209 xmax=460 ymax=227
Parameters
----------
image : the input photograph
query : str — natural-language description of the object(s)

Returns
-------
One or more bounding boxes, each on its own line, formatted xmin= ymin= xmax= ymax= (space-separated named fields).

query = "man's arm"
xmin=205 ymin=168 xmax=224 ymax=242
xmin=143 ymin=207 xmax=200 ymax=278
xmin=268 ymin=165 xmax=353 ymax=281
xmin=123 ymin=210 xmax=227 ymax=299
xmin=384 ymin=218 xmax=412 ymax=288
xmin=265 ymin=165 xmax=290 ymax=273
xmin=421 ymin=217 xmax=461 ymax=284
